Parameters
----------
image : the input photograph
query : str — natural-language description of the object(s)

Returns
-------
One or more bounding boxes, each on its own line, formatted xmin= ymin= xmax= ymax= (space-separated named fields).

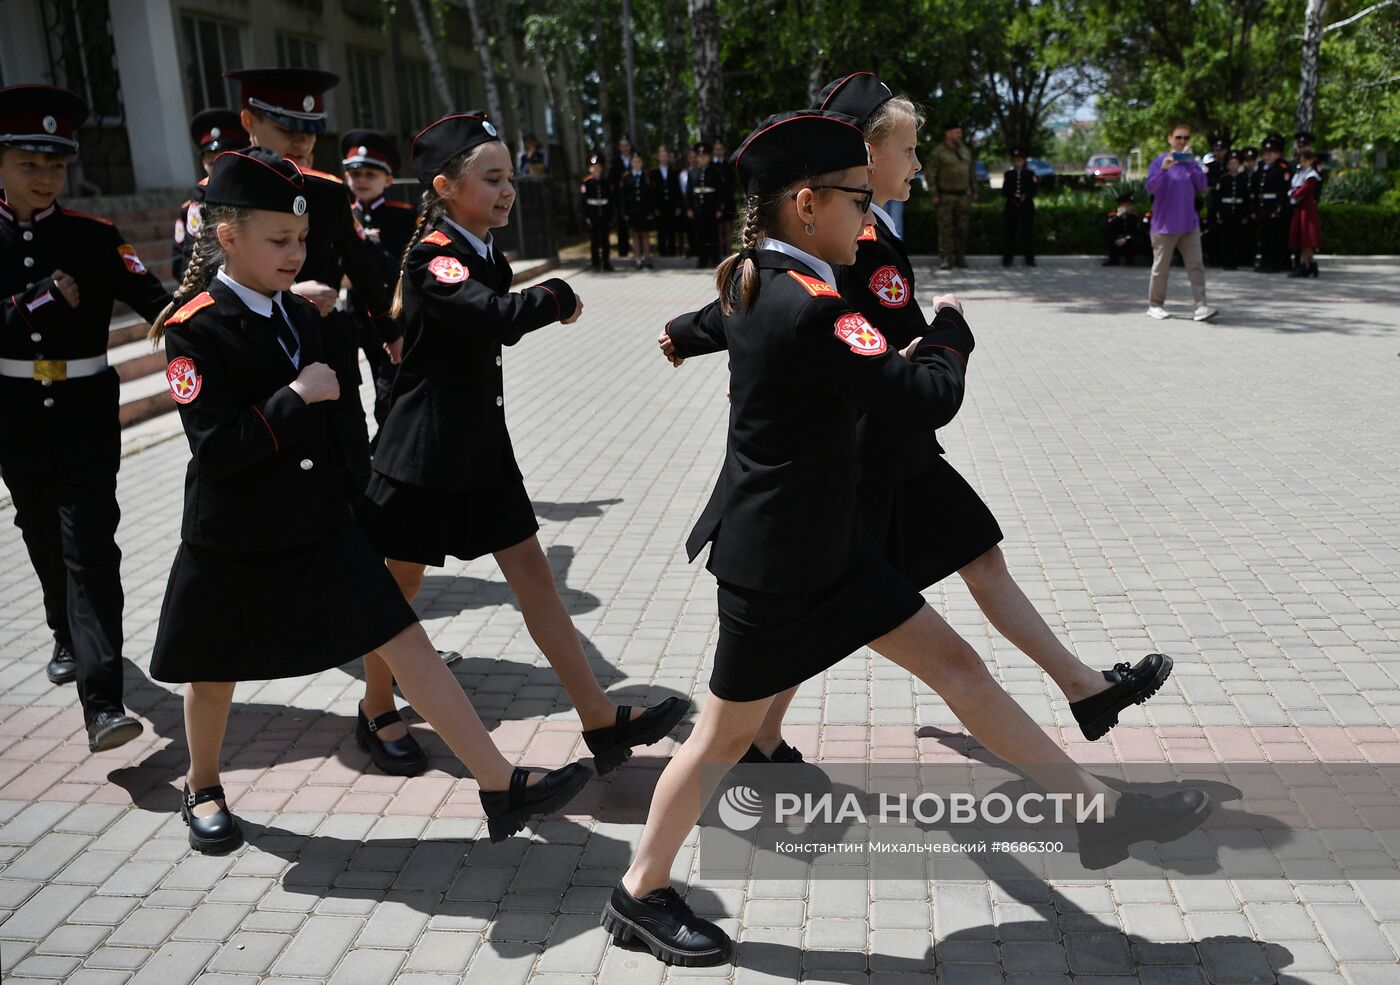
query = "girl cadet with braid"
xmin=604 ymin=111 xmax=1212 ymax=967
xmin=666 ymin=74 xmax=1173 ymax=771
xmin=358 ymin=113 xmax=690 ymax=776
xmin=148 ymin=149 xmax=590 ymax=854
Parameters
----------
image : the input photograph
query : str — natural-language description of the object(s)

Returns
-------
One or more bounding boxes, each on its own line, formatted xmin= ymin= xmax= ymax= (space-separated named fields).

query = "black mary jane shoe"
xmin=737 ymin=739 xmax=831 ymax=796
xmin=46 ymin=640 xmax=77 ymax=685
xmin=355 ymin=703 xmax=429 ymax=777
xmin=479 ymin=763 xmax=591 ymax=842
xmin=181 ymin=782 xmax=244 ymax=855
xmin=582 ymin=696 xmax=691 ymax=775
xmin=1069 ymin=653 xmax=1173 ymax=741
xmin=86 ymin=710 xmax=144 ymax=753
xmin=602 ymin=881 xmax=732 ymax=967
xmin=1077 ymin=787 xmax=1213 ymax=870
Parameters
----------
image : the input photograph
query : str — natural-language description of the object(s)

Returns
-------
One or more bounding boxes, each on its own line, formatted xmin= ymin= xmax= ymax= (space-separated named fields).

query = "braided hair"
xmin=714 ymin=194 xmax=764 ymax=315
xmin=149 ymin=204 xmax=245 ymax=342
xmin=389 ymin=143 xmax=491 ymax=320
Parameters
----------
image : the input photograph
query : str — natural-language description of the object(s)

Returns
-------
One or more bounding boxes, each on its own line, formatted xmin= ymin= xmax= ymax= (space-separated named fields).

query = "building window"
xmin=276 ymin=34 xmax=320 ymax=70
xmin=401 ymin=61 xmax=434 ymax=132
xmin=181 ymin=15 xmax=243 ymax=113
xmin=345 ymin=48 xmax=384 ymax=129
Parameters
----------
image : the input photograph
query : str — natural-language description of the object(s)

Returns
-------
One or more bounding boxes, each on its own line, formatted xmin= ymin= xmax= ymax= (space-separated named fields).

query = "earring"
xmin=804 ymin=223 xmax=815 ymax=236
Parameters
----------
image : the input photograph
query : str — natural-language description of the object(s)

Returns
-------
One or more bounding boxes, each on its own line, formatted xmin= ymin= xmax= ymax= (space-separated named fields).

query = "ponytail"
xmin=149 ymin=205 xmax=240 ymax=342
xmin=715 ymin=195 xmax=763 ymax=315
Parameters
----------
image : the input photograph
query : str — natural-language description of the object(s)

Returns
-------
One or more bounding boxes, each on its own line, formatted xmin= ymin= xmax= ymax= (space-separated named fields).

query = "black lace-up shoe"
xmin=46 ymin=640 xmax=77 ymax=685
xmin=1077 ymin=787 xmax=1213 ymax=870
xmin=478 ymin=763 xmax=590 ymax=842
xmin=581 ymin=696 xmax=690 ymax=775
xmin=736 ymin=738 xmax=832 ymax=797
xmin=86 ymin=710 xmax=143 ymax=753
xmin=601 ymin=881 xmax=732 ymax=966
xmin=355 ymin=703 xmax=428 ymax=776
xmin=1070 ymin=653 xmax=1173 ymax=740
xmin=182 ymin=783 xmax=244 ymax=854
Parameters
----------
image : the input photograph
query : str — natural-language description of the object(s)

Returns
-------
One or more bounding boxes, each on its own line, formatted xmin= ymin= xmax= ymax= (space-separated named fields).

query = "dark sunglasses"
xmin=798 ymin=183 xmax=875 ymax=212
xmin=1170 ymin=133 xmax=1190 ymax=141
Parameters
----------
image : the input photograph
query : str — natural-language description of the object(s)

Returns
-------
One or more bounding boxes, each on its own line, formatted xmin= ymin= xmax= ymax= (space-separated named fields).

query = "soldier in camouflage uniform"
xmin=928 ymin=122 xmax=977 ymax=270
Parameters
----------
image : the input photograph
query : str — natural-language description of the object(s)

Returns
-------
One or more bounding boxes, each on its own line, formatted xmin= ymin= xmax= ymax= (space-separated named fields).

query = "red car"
xmin=1086 ymin=154 xmax=1123 ymax=183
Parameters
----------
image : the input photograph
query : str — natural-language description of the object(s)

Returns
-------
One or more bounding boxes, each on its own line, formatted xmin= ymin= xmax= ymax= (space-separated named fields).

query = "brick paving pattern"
xmin=2 ymin=257 xmax=1398 ymax=983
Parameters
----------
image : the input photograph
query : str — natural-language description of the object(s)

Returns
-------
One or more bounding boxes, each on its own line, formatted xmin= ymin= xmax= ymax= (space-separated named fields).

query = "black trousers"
xmin=615 ymin=208 xmax=630 ymax=256
xmin=0 ymin=372 xmax=126 ymax=724
xmin=656 ymin=211 xmax=679 ymax=256
xmin=1002 ymin=204 xmax=1035 ymax=261
xmin=588 ymin=215 xmax=612 ymax=267
xmin=693 ymin=212 xmax=721 ymax=267
xmin=1215 ymin=216 xmax=1251 ymax=268
xmin=1257 ymin=213 xmax=1290 ymax=270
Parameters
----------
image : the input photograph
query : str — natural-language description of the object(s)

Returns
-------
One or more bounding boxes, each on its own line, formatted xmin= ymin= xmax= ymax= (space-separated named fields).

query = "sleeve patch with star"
xmin=428 ymin=255 xmax=468 ymax=283
xmin=834 ymin=312 xmax=887 ymax=356
xmin=166 ymin=355 xmax=203 ymax=404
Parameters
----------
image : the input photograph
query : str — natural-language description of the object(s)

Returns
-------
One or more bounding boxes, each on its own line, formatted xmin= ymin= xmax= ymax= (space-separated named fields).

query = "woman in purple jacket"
xmin=1145 ymin=123 xmax=1218 ymax=322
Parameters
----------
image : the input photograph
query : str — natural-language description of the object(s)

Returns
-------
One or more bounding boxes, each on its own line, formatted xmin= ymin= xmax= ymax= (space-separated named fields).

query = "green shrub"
xmin=1320 ymin=170 xmax=1390 ymax=204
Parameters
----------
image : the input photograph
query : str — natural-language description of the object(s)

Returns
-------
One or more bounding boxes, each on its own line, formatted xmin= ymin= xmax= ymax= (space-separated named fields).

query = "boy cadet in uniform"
xmin=685 ymin=141 xmax=723 ymax=268
xmin=172 ymin=109 xmax=248 ymax=283
xmin=581 ymin=154 xmax=615 ymax=271
xmin=651 ymin=145 xmax=684 ymax=257
xmin=929 ymin=121 xmax=976 ymax=270
xmin=1251 ymin=133 xmax=1292 ymax=274
xmin=1210 ymin=150 xmax=1254 ymax=270
xmin=1001 ymin=147 xmax=1037 ymax=267
xmin=1103 ymin=193 xmax=1147 ymax=266
xmin=0 ymin=84 xmax=170 ymax=751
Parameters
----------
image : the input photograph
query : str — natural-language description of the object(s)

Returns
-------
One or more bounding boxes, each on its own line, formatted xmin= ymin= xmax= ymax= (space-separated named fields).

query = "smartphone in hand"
xmin=1171 ymin=151 xmax=1195 ymax=162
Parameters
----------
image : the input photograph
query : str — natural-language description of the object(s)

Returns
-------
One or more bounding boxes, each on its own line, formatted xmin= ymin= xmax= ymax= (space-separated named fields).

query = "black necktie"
xmin=269 ymin=304 xmax=300 ymax=365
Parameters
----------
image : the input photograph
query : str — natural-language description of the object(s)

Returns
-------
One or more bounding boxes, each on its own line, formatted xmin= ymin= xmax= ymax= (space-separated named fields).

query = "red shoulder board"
xmin=58 ymin=207 xmax=113 ymax=226
xmin=385 ymin=200 xmax=415 ymax=209
xmin=423 ymin=230 xmax=452 ymax=246
xmin=858 ymin=224 xmax=878 ymax=241
xmin=787 ymin=271 xmax=840 ymax=298
xmin=302 ymin=166 xmax=343 ymax=184
xmin=166 ymin=292 xmax=215 ymax=327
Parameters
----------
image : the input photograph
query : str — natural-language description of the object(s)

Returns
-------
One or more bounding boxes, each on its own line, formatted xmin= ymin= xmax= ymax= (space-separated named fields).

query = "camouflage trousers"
xmin=936 ymin=193 xmax=971 ymax=265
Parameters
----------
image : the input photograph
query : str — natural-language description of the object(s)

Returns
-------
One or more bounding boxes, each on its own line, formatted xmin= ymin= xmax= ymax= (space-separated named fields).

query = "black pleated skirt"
xmin=863 ymin=454 xmax=1004 ymax=591
xmin=710 ymin=555 xmax=926 ymax=702
xmin=358 ymin=470 xmax=539 ymax=567
xmin=150 ymin=521 xmax=417 ymax=683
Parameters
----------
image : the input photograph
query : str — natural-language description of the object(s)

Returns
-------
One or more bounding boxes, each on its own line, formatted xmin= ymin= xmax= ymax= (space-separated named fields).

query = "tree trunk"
xmin=689 ymin=0 xmax=724 ymax=141
xmin=1296 ymin=0 xmax=1328 ymax=135
xmin=622 ymin=0 xmax=639 ymax=144
xmin=664 ymin=0 xmax=690 ymax=149
xmin=407 ymin=0 xmax=452 ymax=114
xmin=595 ymin=40 xmax=612 ymax=152
xmin=535 ymin=49 xmax=575 ymax=180
xmin=489 ymin=0 xmax=527 ymax=148
xmin=462 ymin=0 xmax=507 ymax=126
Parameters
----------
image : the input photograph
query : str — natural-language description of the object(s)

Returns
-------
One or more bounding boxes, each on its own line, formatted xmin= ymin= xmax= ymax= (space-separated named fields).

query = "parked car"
xmin=1025 ymin=157 xmax=1056 ymax=179
xmin=974 ymin=159 xmax=990 ymax=185
xmin=1086 ymin=154 xmax=1123 ymax=183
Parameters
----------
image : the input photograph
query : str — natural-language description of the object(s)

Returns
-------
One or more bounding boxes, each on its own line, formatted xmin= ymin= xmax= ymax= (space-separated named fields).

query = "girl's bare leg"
xmin=752 ymin=685 xmax=799 ymax=754
xmin=621 ymin=693 xmax=773 ymax=895
xmin=185 ymin=681 xmax=235 ymax=818
xmin=358 ymin=558 xmax=430 ymax=742
xmin=494 ymin=536 xmax=617 ymax=730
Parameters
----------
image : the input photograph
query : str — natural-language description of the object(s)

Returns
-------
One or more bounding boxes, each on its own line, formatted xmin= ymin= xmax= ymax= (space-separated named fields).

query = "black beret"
xmin=225 ymin=68 xmax=339 ymax=134
xmin=0 ymin=84 xmax=87 ymax=154
xmin=1240 ymin=146 xmax=1258 ymax=160
xmin=693 ymin=141 xmax=712 ymax=155
xmin=1116 ymin=192 xmax=1136 ymax=204
xmin=813 ymin=72 xmax=893 ymax=125
xmin=410 ymin=112 xmax=501 ymax=182
xmin=1211 ymin=136 xmax=1229 ymax=148
xmin=189 ymin=108 xmax=248 ymax=153
xmin=341 ymin=129 xmax=400 ymax=173
xmin=1295 ymin=130 xmax=1314 ymax=143
xmin=205 ymin=148 xmax=308 ymax=216
xmin=1009 ymin=147 xmax=1027 ymax=158
xmin=734 ymin=110 xmax=868 ymax=196
xmin=1227 ymin=149 xmax=1243 ymax=162
xmin=1261 ymin=132 xmax=1285 ymax=151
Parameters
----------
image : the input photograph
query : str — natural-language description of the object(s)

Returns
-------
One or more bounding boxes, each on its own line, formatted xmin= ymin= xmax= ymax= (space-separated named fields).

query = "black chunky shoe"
xmin=1069 ymin=653 xmax=1173 ymax=741
xmin=86 ymin=710 xmax=143 ymax=753
xmin=46 ymin=640 xmax=77 ymax=685
xmin=739 ymin=738 xmax=805 ymax=765
xmin=181 ymin=782 xmax=244 ymax=854
xmin=1077 ymin=787 xmax=1213 ymax=870
xmin=601 ymin=881 xmax=732 ymax=967
xmin=581 ymin=696 xmax=691 ymax=775
xmin=355 ymin=703 xmax=428 ymax=777
xmin=438 ymin=649 xmax=463 ymax=666
xmin=479 ymin=764 xmax=591 ymax=842
xmin=737 ymin=738 xmax=831 ymax=796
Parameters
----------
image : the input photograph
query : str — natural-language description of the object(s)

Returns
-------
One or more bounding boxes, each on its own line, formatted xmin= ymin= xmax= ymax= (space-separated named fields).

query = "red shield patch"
xmin=428 ymin=255 xmax=468 ymax=284
xmin=868 ymin=265 xmax=909 ymax=308
xmin=166 ymin=356 xmax=202 ymax=404
xmin=118 ymin=244 xmax=147 ymax=275
xmin=834 ymin=312 xmax=887 ymax=356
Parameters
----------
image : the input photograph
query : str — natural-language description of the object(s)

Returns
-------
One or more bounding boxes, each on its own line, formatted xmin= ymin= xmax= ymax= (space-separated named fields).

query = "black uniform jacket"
xmin=650 ymin=166 xmax=683 ymax=217
xmin=348 ymin=195 xmax=418 ymax=311
xmin=1210 ymin=172 xmax=1254 ymax=218
xmin=162 ymin=280 xmax=358 ymax=552
xmin=686 ymin=165 xmax=721 ymax=215
xmin=370 ymin=218 xmax=578 ymax=491
xmin=1105 ymin=209 xmax=1143 ymax=243
xmin=580 ymin=176 xmax=612 ymax=218
xmin=2 ymin=199 xmax=169 ymax=365
xmin=665 ymin=250 xmax=974 ymax=595
xmin=621 ymin=170 xmax=656 ymax=221
xmin=1251 ymin=160 xmax=1293 ymax=219
xmin=1002 ymin=167 xmax=1038 ymax=206
xmin=300 ymin=168 xmax=401 ymax=344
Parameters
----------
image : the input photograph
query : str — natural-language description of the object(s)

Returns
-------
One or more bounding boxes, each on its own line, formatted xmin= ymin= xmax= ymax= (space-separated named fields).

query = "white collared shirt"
xmin=759 ymin=237 xmax=837 ymax=288
xmin=870 ymin=203 xmax=899 ymax=239
xmin=216 ymin=267 xmax=300 ymax=367
xmin=443 ymin=216 xmax=494 ymax=261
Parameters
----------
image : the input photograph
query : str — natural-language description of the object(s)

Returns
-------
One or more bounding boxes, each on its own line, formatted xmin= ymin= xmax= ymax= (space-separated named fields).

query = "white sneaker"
xmin=1192 ymin=305 xmax=1218 ymax=322
xmin=1146 ymin=306 xmax=1171 ymax=320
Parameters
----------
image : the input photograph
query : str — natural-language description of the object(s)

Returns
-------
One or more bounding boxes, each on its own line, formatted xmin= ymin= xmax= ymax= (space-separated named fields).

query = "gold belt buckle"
xmin=33 ymin=360 xmax=68 ymax=382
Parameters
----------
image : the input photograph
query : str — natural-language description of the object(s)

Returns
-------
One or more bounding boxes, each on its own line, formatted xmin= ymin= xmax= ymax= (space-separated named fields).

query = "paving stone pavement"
xmin=1 ymin=256 xmax=1398 ymax=983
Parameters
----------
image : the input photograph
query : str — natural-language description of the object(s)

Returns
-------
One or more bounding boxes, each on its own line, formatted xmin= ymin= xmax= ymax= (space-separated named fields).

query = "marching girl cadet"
xmin=359 ymin=113 xmax=690 ymax=776
xmin=341 ymin=130 xmax=416 ymax=427
xmin=172 ymin=109 xmax=248 ymax=283
xmin=148 ymin=149 xmax=590 ymax=854
xmin=1 ymin=84 xmax=169 ymax=752
xmin=580 ymin=153 xmax=615 ymax=272
xmin=622 ymin=151 xmax=657 ymax=269
xmin=614 ymin=111 xmax=1212 ymax=966
xmin=666 ymin=75 xmax=1172 ymax=775
xmin=1287 ymin=148 xmax=1321 ymax=278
